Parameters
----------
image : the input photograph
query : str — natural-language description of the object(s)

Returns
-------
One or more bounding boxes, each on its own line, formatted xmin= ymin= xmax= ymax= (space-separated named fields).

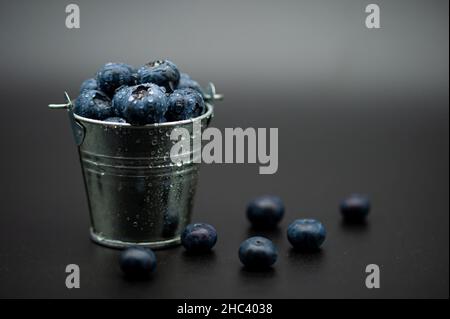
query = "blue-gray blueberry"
xmin=165 ymin=88 xmax=205 ymax=122
xmin=96 ymin=62 xmax=136 ymax=96
xmin=181 ymin=223 xmax=217 ymax=253
xmin=113 ymin=83 xmax=168 ymax=125
xmin=119 ymin=246 xmax=157 ymax=278
xmin=238 ymin=236 xmax=277 ymax=269
xmin=246 ymin=195 xmax=284 ymax=229
xmin=177 ymin=73 xmax=204 ymax=95
xmin=79 ymin=78 xmax=98 ymax=93
xmin=340 ymin=194 xmax=371 ymax=221
xmin=73 ymin=89 xmax=114 ymax=120
xmin=287 ymin=219 xmax=326 ymax=251
xmin=137 ymin=59 xmax=180 ymax=92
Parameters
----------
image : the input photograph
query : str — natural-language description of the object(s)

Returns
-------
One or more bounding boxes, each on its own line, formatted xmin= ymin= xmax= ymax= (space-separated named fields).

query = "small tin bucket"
xmin=50 ymin=84 xmax=222 ymax=249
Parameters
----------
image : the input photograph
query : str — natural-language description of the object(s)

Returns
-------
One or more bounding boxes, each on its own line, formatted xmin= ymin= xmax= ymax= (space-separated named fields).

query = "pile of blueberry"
xmin=74 ymin=60 xmax=206 ymax=125
xmin=119 ymin=194 xmax=371 ymax=277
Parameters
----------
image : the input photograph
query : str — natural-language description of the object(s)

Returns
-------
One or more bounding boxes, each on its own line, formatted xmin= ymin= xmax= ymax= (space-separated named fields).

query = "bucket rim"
xmin=73 ymin=103 xmax=214 ymax=128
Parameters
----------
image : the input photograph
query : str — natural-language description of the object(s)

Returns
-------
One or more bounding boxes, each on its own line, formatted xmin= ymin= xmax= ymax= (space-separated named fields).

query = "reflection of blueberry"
xmin=287 ymin=219 xmax=326 ymax=251
xmin=181 ymin=223 xmax=217 ymax=253
xmin=104 ymin=117 xmax=127 ymax=123
xmin=165 ymin=88 xmax=205 ymax=122
xmin=247 ymin=196 xmax=284 ymax=229
xmin=340 ymin=194 xmax=371 ymax=221
xmin=114 ymin=84 xmax=168 ymax=125
xmin=96 ymin=62 xmax=136 ymax=96
xmin=119 ymin=247 xmax=157 ymax=278
xmin=73 ymin=89 xmax=114 ymax=120
xmin=177 ymin=73 xmax=203 ymax=95
xmin=80 ymin=78 xmax=97 ymax=93
xmin=238 ymin=236 xmax=277 ymax=269
xmin=137 ymin=59 xmax=180 ymax=92
xmin=162 ymin=211 xmax=180 ymax=238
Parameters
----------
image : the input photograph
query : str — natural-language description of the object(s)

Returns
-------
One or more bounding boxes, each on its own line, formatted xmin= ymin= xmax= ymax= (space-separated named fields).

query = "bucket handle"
xmin=48 ymin=92 xmax=86 ymax=146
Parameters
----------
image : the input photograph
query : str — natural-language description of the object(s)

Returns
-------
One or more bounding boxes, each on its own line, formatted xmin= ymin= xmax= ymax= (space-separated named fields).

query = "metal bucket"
xmin=50 ymin=84 xmax=221 ymax=249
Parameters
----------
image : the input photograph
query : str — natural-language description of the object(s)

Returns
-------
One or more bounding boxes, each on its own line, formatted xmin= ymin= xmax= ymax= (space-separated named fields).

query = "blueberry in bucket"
xmin=137 ymin=59 xmax=180 ymax=92
xmin=79 ymin=78 xmax=98 ymax=93
xmin=96 ymin=62 xmax=136 ymax=96
xmin=238 ymin=236 xmax=278 ymax=269
xmin=165 ymin=88 xmax=205 ymax=121
xmin=177 ymin=73 xmax=204 ymax=95
xmin=181 ymin=223 xmax=217 ymax=253
xmin=114 ymin=83 xmax=168 ymax=125
xmin=73 ymin=89 xmax=114 ymax=120
xmin=119 ymin=247 xmax=157 ymax=278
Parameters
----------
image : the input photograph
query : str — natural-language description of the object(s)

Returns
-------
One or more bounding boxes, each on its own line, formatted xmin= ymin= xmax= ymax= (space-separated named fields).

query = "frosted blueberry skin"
xmin=165 ymin=88 xmax=205 ymax=122
xmin=177 ymin=73 xmax=204 ymax=95
xmin=104 ymin=117 xmax=127 ymax=123
xmin=119 ymin=247 xmax=157 ymax=278
xmin=246 ymin=196 xmax=285 ymax=229
xmin=79 ymin=78 xmax=98 ymax=93
xmin=181 ymin=223 xmax=217 ymax=253
xmin=340 ymin=194 xmax=371 ymax=221
xmin=113 ymin=83 xmax=168 ymax=125
xmin=73 ymin=89 xmax=114 ymax=120
xmin=287 ymin=219 xmax=326 ymax=251
xmin=96 ymin=62 xmax=136 ymax=97
xmin=238 ymin=236 xmax=277 ymax=269
xmin=137 ymin=59 xmax=180 ymax=92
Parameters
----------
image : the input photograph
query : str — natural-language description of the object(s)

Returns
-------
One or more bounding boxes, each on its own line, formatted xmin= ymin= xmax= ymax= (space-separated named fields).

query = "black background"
xmin=0 ymin=0 xmax=448 ymax=298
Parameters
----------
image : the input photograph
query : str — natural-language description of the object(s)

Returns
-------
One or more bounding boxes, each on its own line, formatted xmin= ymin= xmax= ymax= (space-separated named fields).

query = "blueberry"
xmin=246 ymin=196 xmax=284 ymax=229
xmin=104 ymin=117 xmax=127 ymax=123
xmin=165 ymin=88 xmax=205 ymax=122
xmin=137 ymin=59 xmax=180 ymax=92
xmin=96 ymin=62 xmax=136 ymax=96
xmin=73 ymin=89 xmax=114 ymax=120
xmin=340 ymin=194 xmax=371 ymax=221
xmin=79 ymin=78 xmax=98 ymax=93
xmin=238 ymin=236 xmax=277 ymax=269
xmin=113 ymin=83 xmax=168 ymax=125
xmin=181 ymin=223 xmax=217 ymax=253
xmin=287 ymin=219 xmax=326 ymax=251
xmin=177 ymin=73 xmax=204 ymax=95
xmin=119 ymin=246 xmax=157 ymax=278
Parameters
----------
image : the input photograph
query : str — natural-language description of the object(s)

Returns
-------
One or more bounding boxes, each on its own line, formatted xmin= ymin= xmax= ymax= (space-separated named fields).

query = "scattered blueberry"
xmin=165 ymin=88 xmax=205 ymax=121
xmin=287 ymin=219 xmax=326 ymax=251
xmin=340 ymin=194 xmax=371 ymax=221
xmin=113 ymin=83 xmax=168 ymax=125
xmin=104 ymin=117 xmax=127 ymax=123
xmin=181 ymin=223 xmax=217 ymax=253
xmin=119 ymin=246 xmax=157 ymax=278
xmin=96 ymin=62 xmax=136 ymax=96
xmin=137 ymin=59 xmax=180 ymax=92
xmin=177 ymin=73 xmax=204 ymax=95
xmin=246 ymin=196 xmax=285 ymax=229
xmin=238 ymin=236 xmax=277 ymax=269
xmin=79 ymin=78 xmax=97 ymax=93
xmin=73 ymin=89 xmax=114 ymax=120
